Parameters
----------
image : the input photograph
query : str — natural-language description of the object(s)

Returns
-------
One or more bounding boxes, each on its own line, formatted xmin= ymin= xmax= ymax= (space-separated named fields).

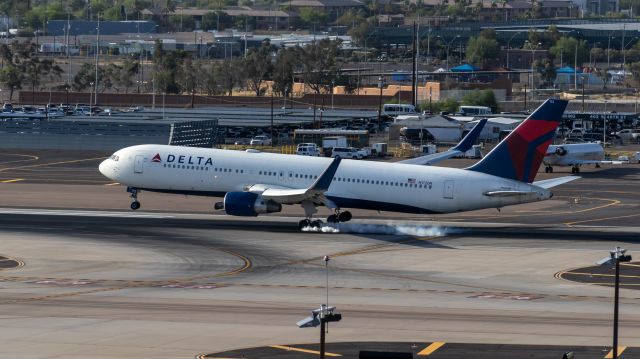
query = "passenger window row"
xmin=332 ymin=177 xmax=427 ymax=188
xmin=163 ymin=164 xmax=209 ymax=171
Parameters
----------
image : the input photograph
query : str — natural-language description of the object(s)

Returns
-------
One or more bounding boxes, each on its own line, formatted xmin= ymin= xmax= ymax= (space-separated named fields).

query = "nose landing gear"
xmin=127 ymin=187 xmax=141 ymax=210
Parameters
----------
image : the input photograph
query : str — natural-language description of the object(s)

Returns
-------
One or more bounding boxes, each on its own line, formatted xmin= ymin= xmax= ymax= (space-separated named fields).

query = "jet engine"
xmin=214 ymin=192 xmax=282 ymax=216
xmin=555 ymin=146 xmax=568 ymax=156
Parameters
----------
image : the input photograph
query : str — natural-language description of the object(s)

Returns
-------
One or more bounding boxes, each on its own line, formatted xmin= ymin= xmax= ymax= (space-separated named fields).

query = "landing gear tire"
xmin=571 ymin=167 xmax=580 ymax=174
xmin=545 ymin=166 xmax=553 ymax=173
xmin=298 ymin=219 xmax=311 ymax=230
xmin=327 ymin=214 xmax=338 ymax=223
xmin=130 ymin=201 xmax=141 ymax=210
xmin=338 ymin=211 xmax=352 ymax=222
xmin=310 ymin=220 xmax=323 ymax=229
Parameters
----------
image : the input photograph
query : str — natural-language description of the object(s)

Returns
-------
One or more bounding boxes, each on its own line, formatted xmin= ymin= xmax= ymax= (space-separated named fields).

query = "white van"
xmin=382 ymin=104 xmax=417 ymax=117
xmin=458 ymin=106 xmax=492 ymax=116
xmin=297 ymin=143 xmax=320 ymax=156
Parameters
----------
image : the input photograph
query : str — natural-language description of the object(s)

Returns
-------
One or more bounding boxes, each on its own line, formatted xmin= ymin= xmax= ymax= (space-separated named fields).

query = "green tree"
xmin=0 ymin=65 xmax=23 ymax=102
xmin=298 ymin=8 xmax=327 ymax=26
xmin=272 ymin=47 xmax=303 ymax=96
xmin=302 ymin=39 xmax=342 ymax=94
xmin=461 ymin=89 xmax=498 ymax=112
xmin=244 ymin=41 xmax=274 ymax=96
xmin=549 ymin=37 xmax=588 ymax=67
xmin=465 ymin=36 xmax=499 ymax=66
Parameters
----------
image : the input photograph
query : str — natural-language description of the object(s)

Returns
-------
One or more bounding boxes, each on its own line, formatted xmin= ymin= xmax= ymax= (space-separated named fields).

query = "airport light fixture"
xmin=297 ymin=304 xmax=342 ymax=359
xmin=597 ymin=247 xmax=632 ymax=359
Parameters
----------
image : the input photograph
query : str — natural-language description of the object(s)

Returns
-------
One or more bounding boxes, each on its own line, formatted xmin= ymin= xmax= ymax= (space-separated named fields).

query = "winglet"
xmin=310 ymin=157 xmax=341 ymax=192
xmin=452 ymin=118 xmax=487 ymax=152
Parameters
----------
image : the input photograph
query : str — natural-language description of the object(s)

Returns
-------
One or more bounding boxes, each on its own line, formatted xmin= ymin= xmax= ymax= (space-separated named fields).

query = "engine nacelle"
xmin=221 ymin=191 xmax=282 ymax=216
xmin=555 ymin=146 xmax=568 ymax=156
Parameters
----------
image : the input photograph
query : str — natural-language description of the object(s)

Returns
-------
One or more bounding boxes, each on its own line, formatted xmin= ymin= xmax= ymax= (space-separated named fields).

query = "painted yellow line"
xmin=605 ymin=346 xmax=626 ymax=358
xmin=565 ymin=213 xmax=640 ymax=227
xmin=0 ymin=178 xmax=24 ymax=183
xmin=418 ymin=342 xmax=445 ymax=356
xmin=270 ymin=345 xmax=342 ymax=357
xmin=105 ymin=182 xmax=120 ymax=186
xmin=563 ymin=271 xmax=640 ymax=279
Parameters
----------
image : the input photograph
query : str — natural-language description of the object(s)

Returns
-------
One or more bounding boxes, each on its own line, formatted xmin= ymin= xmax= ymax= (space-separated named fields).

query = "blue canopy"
xmin=556 ymin=66 xmax=582 ymax=74
xmin=450 ymin=64 xmax=480 ymax=72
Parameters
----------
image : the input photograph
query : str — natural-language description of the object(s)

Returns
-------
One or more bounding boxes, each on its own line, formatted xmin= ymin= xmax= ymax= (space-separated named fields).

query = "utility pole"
xmin=94 ymin=14 xmax=100 ymax=107
xmin=411 ymin=22 xmax=417 ymax=107
xmin=377 ymin=76 xmax=384 ymax=131
xmin=270 ymin=90 xmax=274 ymax=146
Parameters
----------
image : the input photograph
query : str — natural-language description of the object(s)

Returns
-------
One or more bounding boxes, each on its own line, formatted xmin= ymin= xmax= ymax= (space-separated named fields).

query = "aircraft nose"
xmin=99 ymin=159 xmax=112 ymax=178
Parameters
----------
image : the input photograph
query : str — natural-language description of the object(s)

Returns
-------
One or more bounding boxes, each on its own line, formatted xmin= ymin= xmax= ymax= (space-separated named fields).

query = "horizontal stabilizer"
xmin=533 ymin=176 xmax=580 ymax=189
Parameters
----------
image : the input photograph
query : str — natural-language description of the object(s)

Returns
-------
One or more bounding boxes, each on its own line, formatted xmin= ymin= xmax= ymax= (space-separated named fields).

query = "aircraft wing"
xmin=533 ymin=176 xmax=580 ymax=189
xmin=258 ymin=157 xmax=341 ymax=205
xmin=398 ymin=119 xmax=487 ymax=166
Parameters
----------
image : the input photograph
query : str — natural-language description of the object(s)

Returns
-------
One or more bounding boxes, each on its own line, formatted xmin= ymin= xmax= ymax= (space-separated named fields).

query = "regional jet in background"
xmin=398 ymin=119 xmax=487 ymax=165
xmin=543 ymin=142 xmax=623 ymax=173
xmin=99 ymin=99 xmax=577 ymax=229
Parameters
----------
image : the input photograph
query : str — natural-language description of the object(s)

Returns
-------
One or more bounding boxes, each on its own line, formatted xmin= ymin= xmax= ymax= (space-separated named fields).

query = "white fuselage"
xmin=544 ymin=143 xmax=605 ymax=166
xmin=99 ymin=144 xmax=551 ymax=214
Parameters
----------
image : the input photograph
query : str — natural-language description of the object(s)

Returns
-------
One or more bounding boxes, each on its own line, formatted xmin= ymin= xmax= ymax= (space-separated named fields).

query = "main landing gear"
xmin=544 ymin=165 xmax=554 ymax=173
xmin=571 ymin=165 xmax=581 ymax=174
xmin=297 ymin=210 xmax=353 ymax=230
xmin=128 ymin=187 xmax=141 ymax=210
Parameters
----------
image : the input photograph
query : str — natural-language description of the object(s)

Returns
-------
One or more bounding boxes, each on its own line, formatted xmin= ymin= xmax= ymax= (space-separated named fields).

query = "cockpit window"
xmin=109 ymin=154 xmax=120 ymax=161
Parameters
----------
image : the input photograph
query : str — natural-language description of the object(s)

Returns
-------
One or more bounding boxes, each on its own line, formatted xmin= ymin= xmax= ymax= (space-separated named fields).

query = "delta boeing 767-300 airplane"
xmin=99 ymin=99 xmax=577 ymax=229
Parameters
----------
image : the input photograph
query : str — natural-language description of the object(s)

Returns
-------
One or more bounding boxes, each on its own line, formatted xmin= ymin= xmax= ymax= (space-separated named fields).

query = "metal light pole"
xmin=377 ymin=75 xmax=384 ymax=131
xmin=162 ymin=92 xmax=165 ymax=120
xmin=598 ymin=247 xmax=632 ymax=359
xmin=94 ymin=13 xmax=100 ymax=107
xmin=331 ymin=80 xmax=334 ymax=110
xmin=324 ymin=256 xmax=330 ymax=308
xmin=607 ymin=34 xmax=614 ymax=72
xmin=438 ymin=35 xmax=460 ymax=70
xmin=525 ymin=41 xmax=541 ymax=102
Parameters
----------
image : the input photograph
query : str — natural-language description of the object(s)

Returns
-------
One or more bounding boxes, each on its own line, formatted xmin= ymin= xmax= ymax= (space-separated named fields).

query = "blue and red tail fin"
xmin=467 ymin=99 xmax=568 ymax=183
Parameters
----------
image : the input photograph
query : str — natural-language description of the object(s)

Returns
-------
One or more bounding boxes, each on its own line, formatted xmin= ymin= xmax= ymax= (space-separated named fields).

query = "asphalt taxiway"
xmin=1 ymin=150 xmax=640 ymax=358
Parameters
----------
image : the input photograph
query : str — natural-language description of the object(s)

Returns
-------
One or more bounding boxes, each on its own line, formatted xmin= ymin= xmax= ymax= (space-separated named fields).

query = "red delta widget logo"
xmin=153 ymin=153 xmax=214 ymax=166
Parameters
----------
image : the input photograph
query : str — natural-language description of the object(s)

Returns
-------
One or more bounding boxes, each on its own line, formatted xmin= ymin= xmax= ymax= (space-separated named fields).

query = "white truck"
xmin=322 ymin=136 xmax=348 ymax=156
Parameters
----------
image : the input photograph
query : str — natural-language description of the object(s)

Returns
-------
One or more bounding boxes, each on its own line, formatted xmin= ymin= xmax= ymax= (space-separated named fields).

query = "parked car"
xmin=615 ymin=129 xmax=640 ymax=143
xmin=249 ymin=135 xmax=272 ymax=146
xmin=331 ymin=147 xmax=362 ymax=159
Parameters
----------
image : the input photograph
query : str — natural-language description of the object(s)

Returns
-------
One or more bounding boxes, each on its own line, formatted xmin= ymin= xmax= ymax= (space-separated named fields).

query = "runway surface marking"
xmin=270 ymin=345 xmax=342 ymax=357
xmin=565 ymin=213 xmax=640 ymax=227
xmin=0 ymin=156 xmax=105 ymax=172
xmin=0 ymin=208 xmax=174 ymax=218
xmin=417 ymin=341 xmax=445 ymax=356
xmin=439 ymin=196 xmax=620 ymax=223
xmin=0 ymin=248 xmax=251 ymax=304
xmin=0 ymin=178 xmax=24 ymax=183
xmin=0 ymin=153 xmax=39 ymax=165
xmin=604 ymin=346 xmax=627 ymax=358
xmin=560 ymin=271 xmax=640 ymax=279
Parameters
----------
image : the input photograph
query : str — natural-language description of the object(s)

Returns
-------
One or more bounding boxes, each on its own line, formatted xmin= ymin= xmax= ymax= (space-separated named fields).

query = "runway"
xmin=1 ymin=150 xmax=640 ymax=358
